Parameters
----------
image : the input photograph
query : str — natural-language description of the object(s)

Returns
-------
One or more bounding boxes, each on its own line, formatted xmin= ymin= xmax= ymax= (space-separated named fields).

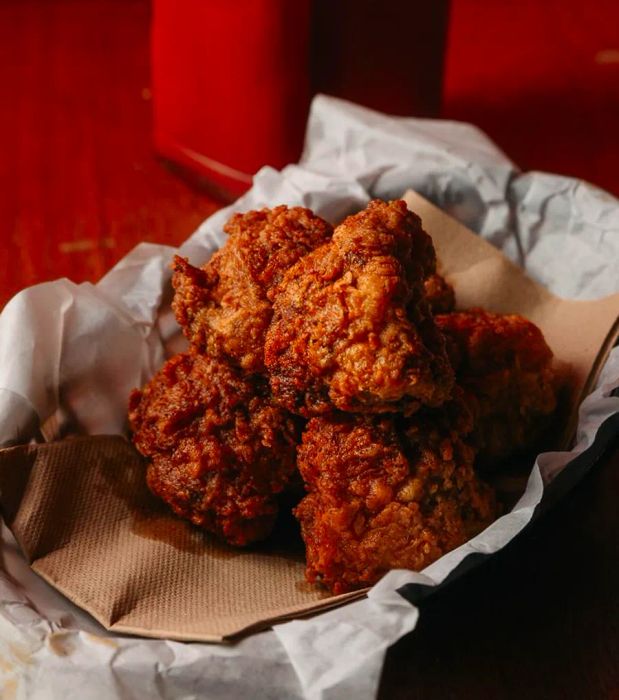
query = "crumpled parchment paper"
xmin=1 ymin=94 xmax=618 ymax=699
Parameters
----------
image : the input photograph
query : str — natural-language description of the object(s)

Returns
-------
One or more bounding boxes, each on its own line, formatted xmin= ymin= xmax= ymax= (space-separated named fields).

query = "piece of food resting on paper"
xmin=424 ymin=272 xmax=455 ymax=314
xmin=265 ymin=199 xmax=454 ymax=417
xmin=128 ymin=198 xmax=560 ymax=594
xmin=128 ymin=349 xmax=300 ymax=546
xmin=436 ymin=309 xmax=558 ymax=468
xmin=294 ymin=396 xmax=496 ymax=594
xmin=172 ymin=206 xmax=333 ymax=374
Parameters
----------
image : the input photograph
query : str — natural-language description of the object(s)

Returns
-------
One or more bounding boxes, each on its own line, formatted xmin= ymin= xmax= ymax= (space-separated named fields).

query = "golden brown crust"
xmin=172 ymin=206 xmax=333 ymax=374
xmin=295 ymin=400 xmax=496 ymax=594
xmin=127 ymin=200 xmax=561 ymax=590
xmin=424 ymin=272 xmax=456 ymax=314
xmin=436 ymin=309 xmax=558 ymax=466
xmin=265 ymin=200 xmax=455 ymax=417
xmin=128 ymin=350 xmax=300 ymax=546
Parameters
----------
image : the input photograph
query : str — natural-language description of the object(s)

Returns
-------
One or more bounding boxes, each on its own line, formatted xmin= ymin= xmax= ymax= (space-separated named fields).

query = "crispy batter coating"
xmin=128 ymin=350 xmax=300 ymax=546
xmin=265 ymin=199 xmax=455 ymax=417
xmin=172 ymin=206 xmax=333 ymax=373
xmin=295 ymin=400 xmax=496 ymax=594
xmin=436 ymin=309 xmax=558 ymax=466
xmin=424 ymin=272 xmax=455 ymax=314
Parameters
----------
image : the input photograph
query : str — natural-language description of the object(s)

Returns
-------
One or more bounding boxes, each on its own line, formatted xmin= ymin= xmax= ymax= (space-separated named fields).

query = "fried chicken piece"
xmin=424 ymin=272 xmax=455 ymax=314
xmin=128 ymin=350 xmax=300 ymax=546
xmin=172 ymin=206 xmax=333 ymax=373
xmin=265 ymin=199 xmax=455 ymax=417
xmin=436 ymin=309 xmax=558 ymax=467
xmin=295 ymin=400 xmax=496 ymax=594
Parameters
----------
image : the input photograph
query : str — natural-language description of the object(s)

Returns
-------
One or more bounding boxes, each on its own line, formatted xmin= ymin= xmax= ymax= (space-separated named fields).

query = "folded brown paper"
xmin=0 ymin=436 xmax=362 ymax=641
xmin=404 ymin=190 xmax=619 ymax=443
xmin=1 ymin=191 xmax=618 ymax=642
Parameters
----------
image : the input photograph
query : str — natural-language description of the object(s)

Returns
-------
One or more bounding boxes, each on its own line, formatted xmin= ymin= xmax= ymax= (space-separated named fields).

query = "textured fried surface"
xmin=295 ymin=402 xmax=496 ymax=594
xmin=265 ymin=200 xmax=454 ymax=417
xmin=128 ymin=351 xmax=300 ymax=546
xmin=436 ymin=309 xmax=558 ymax=466
xmin=424 ymin=272 xmax=456 ymax=314
xmin=172 ymin=206 xmax=333 ymax=373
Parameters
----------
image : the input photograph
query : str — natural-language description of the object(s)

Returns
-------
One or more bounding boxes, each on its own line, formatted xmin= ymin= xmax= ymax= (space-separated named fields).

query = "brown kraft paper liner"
xmin=0 ymin=191 xmax=617 ymax=642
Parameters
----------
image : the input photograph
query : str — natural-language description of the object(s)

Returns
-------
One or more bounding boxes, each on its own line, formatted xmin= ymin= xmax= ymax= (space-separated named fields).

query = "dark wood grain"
xmin=1 ymin=1 xmax=618 ymax=697
xmin=0 ymin=0 xmax=220 ymax=308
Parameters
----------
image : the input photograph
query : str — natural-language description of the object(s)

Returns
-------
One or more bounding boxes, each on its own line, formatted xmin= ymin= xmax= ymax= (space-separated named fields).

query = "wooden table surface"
xmin=1 ymin=1 xmax=618 ymax=698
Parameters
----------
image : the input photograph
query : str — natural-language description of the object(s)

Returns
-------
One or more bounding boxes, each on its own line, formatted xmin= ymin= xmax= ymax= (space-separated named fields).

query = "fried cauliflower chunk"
xmin=172 ymin=206 xmax=333 ymax=374
xmin=128 ymin=350 xmax=300 ymax=546
xmin=436 ymin=309 xmax=558 ymax=466
xmin=295 ymin=401 xmax=496 ymax=594
xmin=265 ymin=199 xmax=454 ymax=417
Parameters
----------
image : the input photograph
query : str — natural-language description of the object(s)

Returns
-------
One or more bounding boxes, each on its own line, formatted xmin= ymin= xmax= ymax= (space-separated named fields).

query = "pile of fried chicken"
xmin=129 ymin=200 xmax=559 ymax=594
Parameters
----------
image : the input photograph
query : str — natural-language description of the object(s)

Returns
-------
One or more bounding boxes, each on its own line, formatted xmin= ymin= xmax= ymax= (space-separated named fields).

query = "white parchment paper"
xmin=1 ymin=95 xmax=619 ymax=699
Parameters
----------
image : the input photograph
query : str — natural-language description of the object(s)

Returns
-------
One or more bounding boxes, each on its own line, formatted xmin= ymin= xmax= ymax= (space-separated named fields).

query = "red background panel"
xmin=443 ymin=0 xmax=619 ymax=190
xmin=1 ymin=0 xmax=617 ymax=305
